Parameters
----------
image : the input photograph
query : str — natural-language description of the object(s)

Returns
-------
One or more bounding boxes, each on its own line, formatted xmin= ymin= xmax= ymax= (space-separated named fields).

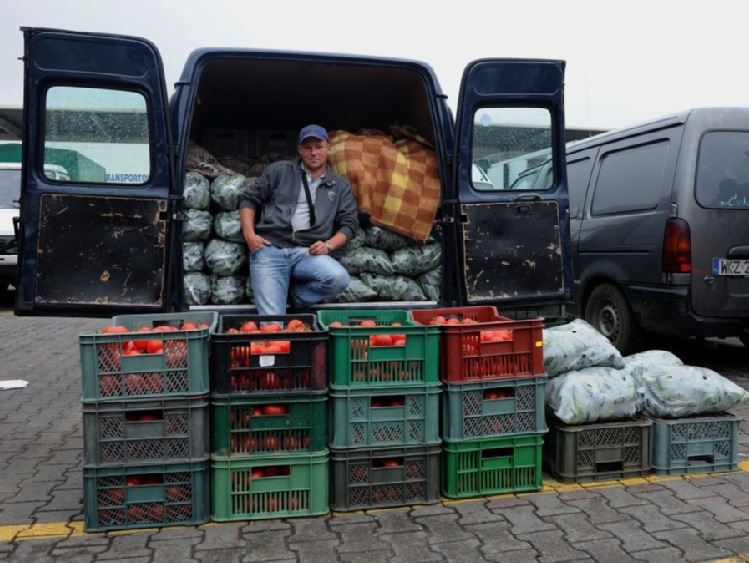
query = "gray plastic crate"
xmin=543 ymin=415 xmax=651 ymax=483
xmin=329 ymin=443 xmax=441 ymax=511
xmin=83 ymin=396 xmax=209 ymax=465
xmin=649 ymin=412 xmax=740 ymax=475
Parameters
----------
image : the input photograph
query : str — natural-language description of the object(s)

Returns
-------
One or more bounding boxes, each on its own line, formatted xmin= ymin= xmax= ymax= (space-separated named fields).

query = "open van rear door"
xmin=453 ymin=59 xmax=572 ymax=311
xmin=15 ymin=28 xmax=175 ymax=317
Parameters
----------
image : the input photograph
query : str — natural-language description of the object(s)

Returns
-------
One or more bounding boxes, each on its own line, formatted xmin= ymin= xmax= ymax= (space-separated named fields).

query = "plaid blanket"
xmin=328 ymin=125 xmax=441 ymax=242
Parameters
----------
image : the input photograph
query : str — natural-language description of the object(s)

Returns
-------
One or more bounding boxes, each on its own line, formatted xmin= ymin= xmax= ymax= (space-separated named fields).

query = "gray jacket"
xmin=240 ymin=158 xmax=359 ymax=248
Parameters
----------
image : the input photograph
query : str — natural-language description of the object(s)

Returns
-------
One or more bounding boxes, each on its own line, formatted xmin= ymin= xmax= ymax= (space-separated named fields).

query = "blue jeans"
xmin=250 ymin=245 xmax=351 ymax=316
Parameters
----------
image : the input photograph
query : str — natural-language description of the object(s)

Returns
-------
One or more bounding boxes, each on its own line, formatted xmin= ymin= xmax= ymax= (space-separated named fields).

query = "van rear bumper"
xmin=627 ymin=284 xmax=749 ymax=338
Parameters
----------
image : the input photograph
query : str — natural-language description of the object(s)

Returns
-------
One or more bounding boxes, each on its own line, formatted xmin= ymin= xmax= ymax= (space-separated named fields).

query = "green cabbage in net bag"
xmin=184 ymin=272 xmax=211 ymax=306
xmin=210 ymin=173 xmax=246 ymax=211
xmin=417 ymin=267 xmax=441 ymax=301
xmin=183 ymin=209 xmax=212 ymax=241
xmin=344 ymin=228 xmax=366 ymax=251
xmin=365 ymin=225 xmax=414 ymax=251
xmin=183 ymin=241 xmax=205 ymax=272
xmin=211 ymin=274 xmax=247 ymax=305
xmin=336 ymin=246 xmax=394 ymax=275
xmin=331 ymin=276 xmax=378 ymax=302
xmin=390 ymin=243 xmax=441 ymax=276
xmin=183 ymin=171 xmax=210 ymax=210
xmin=214 ymin=210 xmax=244 ymax=242
xmin=360 ymin=273 xmax=426 ymax=301
xmin=204 ymin=239 xmax=248 ymax=275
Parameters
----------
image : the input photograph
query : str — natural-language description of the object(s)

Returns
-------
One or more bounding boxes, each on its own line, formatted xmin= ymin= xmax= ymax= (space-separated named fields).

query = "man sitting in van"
xmin=239 ymin=124 xmax=359 ymax=315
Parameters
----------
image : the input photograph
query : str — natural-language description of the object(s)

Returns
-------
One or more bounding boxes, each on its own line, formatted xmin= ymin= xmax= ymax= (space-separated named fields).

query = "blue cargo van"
xmin=14 ymin=27 xmax=572 ymax=318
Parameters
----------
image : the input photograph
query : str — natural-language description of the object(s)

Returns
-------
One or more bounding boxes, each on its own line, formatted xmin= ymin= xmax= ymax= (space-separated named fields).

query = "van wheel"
xmin=584 ymin=283 xmax=641 ymax=355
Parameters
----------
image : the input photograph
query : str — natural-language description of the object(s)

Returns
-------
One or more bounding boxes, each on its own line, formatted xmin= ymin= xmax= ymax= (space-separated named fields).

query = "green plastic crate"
xmin=317 ymin=310 xmax=439 ymax=387
xmin=329 ymin=384 xmax=441 ymax=448
xmin=330 ymin=444 xmax=441 ymax=511
xmin=649 ymin=413 xmax=740 ymax=475
xmin=211 ymin=451 xmax=329 ymax=521
xmin=442 ymin=434 xmax=543 ymax=498
xmin=83 ymin=395 xmax=209 ymax=465
xmin=80 ymin=311 xmax=218 ymax=400
xmin=543 ymin=415 xmax=651 ymax=483
xmin=442 ymin=377 xmax=547 ymax=441
xmin=83 ymin=459 xmax=209 ymax=532
xmin=211 ymin=392 xmax=328 ymax=456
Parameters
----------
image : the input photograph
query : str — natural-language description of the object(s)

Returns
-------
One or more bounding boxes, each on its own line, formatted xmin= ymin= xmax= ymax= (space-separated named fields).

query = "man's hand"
xmin=246 ymin=233 xmax=271 ymax=253
xmin=309 ymin=240 xmax=331 ymax=255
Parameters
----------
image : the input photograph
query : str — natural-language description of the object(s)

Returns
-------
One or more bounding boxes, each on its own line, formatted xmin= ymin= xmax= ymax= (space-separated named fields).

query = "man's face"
xmin=298 ymin=138 xmax=331 ymax=172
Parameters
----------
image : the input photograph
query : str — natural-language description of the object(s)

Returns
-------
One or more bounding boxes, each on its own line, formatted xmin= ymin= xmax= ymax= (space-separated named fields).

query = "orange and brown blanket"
xmin=328 ymin=125 xmax=441 ymax=242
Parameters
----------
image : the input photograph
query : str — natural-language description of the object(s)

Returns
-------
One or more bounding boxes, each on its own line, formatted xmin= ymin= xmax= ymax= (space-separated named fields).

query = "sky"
xmin=2 ymin=1 xmax=748 ymax=131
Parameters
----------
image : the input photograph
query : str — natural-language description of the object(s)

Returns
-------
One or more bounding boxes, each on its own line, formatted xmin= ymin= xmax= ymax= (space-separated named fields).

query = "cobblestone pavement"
xmin=1 ymin=311 xmax=749 ymax=562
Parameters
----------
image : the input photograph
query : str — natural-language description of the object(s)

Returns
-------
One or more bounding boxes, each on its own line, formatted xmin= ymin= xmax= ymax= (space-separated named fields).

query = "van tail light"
xmin=663 ymin=218 xmax=691 ymax=273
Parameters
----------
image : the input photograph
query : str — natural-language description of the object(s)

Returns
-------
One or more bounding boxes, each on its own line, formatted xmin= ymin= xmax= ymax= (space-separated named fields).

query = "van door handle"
xmin=512 ymin=194 xmax=541 ymax=202
xmin=728 ymin=246 xmax=749 ymax=257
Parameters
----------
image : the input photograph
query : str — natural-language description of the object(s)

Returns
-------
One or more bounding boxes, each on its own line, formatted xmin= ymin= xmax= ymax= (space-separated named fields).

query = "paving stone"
xmin=241 ymin=520 xmax=292 ymax=534
xmin=618 ymin=504 xmax=690 ymax=533
xmin=621 ymin=547 xmax=685 ymax=563
xmin=369 ymin=509 xmax=423 ymax=535
xmin=625 ymin=483 xmax=667 ymax=494
xmin=94 ymin=531 xmax=150 ymax=560
xmin=515 ymin=529 xmax=592 ymax=563
xmin=414 ymin=513 xmax=477 ymax=545
xmin=594 ymin=486 xmax=651 ymax=509
xmin=702 ymin=482 xmax=749 ymax=507
xmin=8 ymin=538 xmax=58 ymax=563
xmin=0 ymin=500 xmax=48 ymax=525
xmin=195 ymin=548 xmax=247 ymax=563
xmin=33 ymin=509 xmax=82 ymax=524
xmin=411 ymin=502 xmax=457 ymax=516
xmin=49 ymin=545 xmax=110 ymax=559
xmin=288 ymin=517 xmax=338 ymax=542
xmin=148 ymin=539 xmax=199 ymax=562
xmin=686 ymin=495 xmax=749 ymax=523
xmin=196 ymin=523 xmax=247 ymax=550
xmin=712 ymin=532 xmax=749 ymax=556
xmin=243 ymin=530 xmax=296 ymax=561
xmin=656 ymin=478 xmax=722 ymax=500
xmin=286 ymin=539 xmax=341 ymax=563
xmin=338 ymin=549 xmax=393 ymax=563
xmin=595 ymin=519 xmax=670 ymax=552
xmin=573 ymin=538 xmax=641 ymax=563
xmin=450 ymin=498 xmax=505 ymax=525
xmin=485 ymin=496 xmax=532 ymax=509
xmin=329 ymin=512 xmax=377 ymax=526
xmin=42 ymin=487 xmax=83 ymax=512
xmin=482 ymin=549 xmax=540 ymax=563
xmin=488 ymin=504 xmax=557 ymax=536
xmin=150 ymin=526 xmax=204 ymax=541
xmin=632 ymin=489 xmax=703 ymax=515
xmin=653 ymin=527 xmax=734 ymax=561
xmin=466 ymin=521 xmax=533 ymax=555
xmin=524 ymin=492 xmax=582 ymax=517
xmin=565 ymin=496 xmax=630 ymax=525
xmin=379 ymin=530 xmax=442 ymax=563
xmin=545 ymin=513 xmax=613 ymax=543
xmin=333 ymin=521 xmax=391 ymax=553
xmin=430 ymin=538 xmax=485 ymax=562
xmin=557 ymin=489 xmax=603 ymax=501
xmin=669 ymin=510 xmax=746 ymax=541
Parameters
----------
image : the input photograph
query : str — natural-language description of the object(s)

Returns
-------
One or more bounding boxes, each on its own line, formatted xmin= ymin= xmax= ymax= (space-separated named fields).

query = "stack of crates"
xmin=79 ymin=312 xmax=217 ymax=532
xmin=410 ymin=306 xmax=546 ymax=499
xmin=317 ymin=310 xmax=442 ymax=511
xmin=208 ymin=314 xmax=329 ymax=521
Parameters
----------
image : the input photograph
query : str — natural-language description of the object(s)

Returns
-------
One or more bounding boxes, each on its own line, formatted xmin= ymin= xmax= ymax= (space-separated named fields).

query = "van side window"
xmin=44 ymin=86 xmax=150 ymax=185
xmin=696 ymin=131 xmax=749 ymax=208
xmin=566 ymin=155 xmax=593 ymax=219
xmin=591 ymin=141 xmax=669 ymax=216
xmin=471 ymin=107 xmax=553 ymax=191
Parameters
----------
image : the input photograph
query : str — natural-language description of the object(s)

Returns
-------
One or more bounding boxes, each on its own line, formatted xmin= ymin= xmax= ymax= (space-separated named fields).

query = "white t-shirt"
xmin=291 ymin=172 xmax=322 ymax=233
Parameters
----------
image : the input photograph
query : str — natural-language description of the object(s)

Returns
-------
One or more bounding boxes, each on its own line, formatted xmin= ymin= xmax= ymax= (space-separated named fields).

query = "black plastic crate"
xmin=210 ymin=314 xmax=327 ymax=394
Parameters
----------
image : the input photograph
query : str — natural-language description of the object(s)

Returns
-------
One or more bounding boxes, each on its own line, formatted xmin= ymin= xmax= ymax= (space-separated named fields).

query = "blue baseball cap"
xmin=298 ymin=124 xmax=329 ymax=144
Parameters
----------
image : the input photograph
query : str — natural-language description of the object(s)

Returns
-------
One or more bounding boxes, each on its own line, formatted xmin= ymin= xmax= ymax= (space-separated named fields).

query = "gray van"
xmin=566 ymin=107 xmax=749 ymax=354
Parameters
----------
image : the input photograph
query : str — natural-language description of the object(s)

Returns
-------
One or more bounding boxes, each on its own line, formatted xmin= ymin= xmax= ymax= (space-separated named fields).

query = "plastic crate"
xmin=317 ymin=310 xmax=439 ymax=387
xmin=329 ymin=444 xmax=441 ymax=511
xmin=211 ymin=392 xmax=327 ymax=456
xmin=543 ymin=415 xmax=651 ymax=483
xmin=211 ymin=451 xmax=329 ymax=521
xmin=83 ymin=459 xmax=209 ymax=532
xmin=83 ymin=395 xmax=209 ymax=465
xmin=80 ymin=312 xmax=218 ymax=401
xmin=649 ymin=413 xmax=740 ymax=475
xmin=442 ymin=377 xmax=547 ymax=441
xmin=329 ymin=384 xmax=441 ymax=448
xmin=409 ymin=306 xmax=544 ymax=382
xmin=210 ymin=314 xmax=327 ymax=395
xmin=442 ymin=434 xmax=543 ymax=498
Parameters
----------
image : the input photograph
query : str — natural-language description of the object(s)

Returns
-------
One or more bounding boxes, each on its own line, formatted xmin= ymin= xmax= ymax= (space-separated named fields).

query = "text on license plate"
xmin=713 ymin=258 xmax=749 ymax=275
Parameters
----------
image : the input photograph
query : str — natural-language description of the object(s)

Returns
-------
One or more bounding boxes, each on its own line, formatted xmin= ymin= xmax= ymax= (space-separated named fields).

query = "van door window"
xmin=472 ymin=107 xmax=553 ymax=190
xmin=591 ymin=141 xmax=668 ymax=216
xmin=0 ymin=168 xmax=21 ymax=208
xmin=566 ymin=156 xmax=594 ymax=219
xmin=44 ymin=86 xmax=150 ymax=185
xmin=696 ymin=131 xmax=749 ymax=208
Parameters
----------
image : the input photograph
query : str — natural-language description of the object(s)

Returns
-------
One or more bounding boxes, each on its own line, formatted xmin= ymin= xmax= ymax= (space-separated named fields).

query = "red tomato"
xmin=239 ymin=321 xmax=259 ymax=333
xmin=264 ymin=435 xmax=279 ymax=451
xmin=391 ymin=334 xmax=406 ymax=346
xmin=108 ymin=488 xmax=125 ymax=505
xmin=146 ymin=339 xmax=163 ymax=354
xmin=262 ymin=404 xmax=288 ymax=416
xmin=383 ymin=459 xmax=400 ymax=468
xmin=250 ymin=468 xmax=266 ymax=479
xmin=180 ymin=322 xmax=197 ymax=330
xmin=263 ymin=371 xmax=279 ymax=390
xmin=329 ymin=321 xmax=343 ymax=327
xmin=166 ymin=486 xmax=182 ymax=501
xmin=137 ymin=413 xmax=158 ymax=422
xmin=102 ymin=325 xmax=129 ymax=334
xmin=370 ymin=334 xmax=393 ymax=347
xmin=286 ymin=319 xmax=309 ymax=332
xmin=126 ymin=475 xmax=143 ymax=487
xmin=264 ymin=466 xmax=281 ymax=477
xmin=359 ymin=320 xmax=377 ymax=327
xmin=124 ymin=373 xmax=145 ymax=395
xmin=260 ymin=323 xmax=283 ymax=333
xmin=99 ymin=375 xmax=120 ymax=397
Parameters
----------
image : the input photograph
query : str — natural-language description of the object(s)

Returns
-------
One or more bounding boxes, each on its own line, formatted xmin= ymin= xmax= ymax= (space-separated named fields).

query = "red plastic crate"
xmin=409 ymin=306 xmax=544 ymax=382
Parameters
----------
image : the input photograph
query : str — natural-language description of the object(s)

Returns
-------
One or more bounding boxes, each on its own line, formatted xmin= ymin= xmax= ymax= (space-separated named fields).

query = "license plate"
xmin=713 ymin=258 xmax=749 ymax=276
